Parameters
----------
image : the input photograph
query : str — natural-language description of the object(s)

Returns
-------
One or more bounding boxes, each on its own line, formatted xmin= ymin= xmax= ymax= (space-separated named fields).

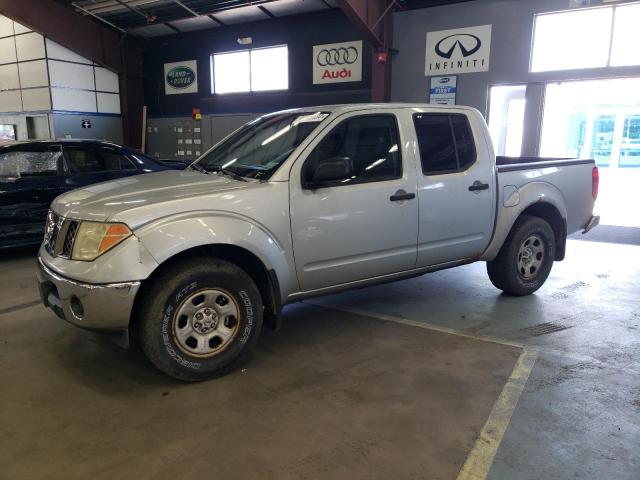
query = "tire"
xmin=137 ymin=257 xmax=263 ymax=381
xmin=487 ymin=215 xmax=556 ymax=296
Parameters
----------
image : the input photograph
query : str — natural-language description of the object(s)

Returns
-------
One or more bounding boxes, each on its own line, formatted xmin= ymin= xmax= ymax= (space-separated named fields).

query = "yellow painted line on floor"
xmin=456 ymin=348 xmax=538 ymax=480
xmin=302 ymin=301 xmax=538 ymax=480
xmin=302 ymin=301 xmax=526 ymax=349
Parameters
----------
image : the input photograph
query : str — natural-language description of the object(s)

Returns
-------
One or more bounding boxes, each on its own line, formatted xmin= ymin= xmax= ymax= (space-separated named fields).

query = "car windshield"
xmin=194 ymin=111 xmax=330 ymax=180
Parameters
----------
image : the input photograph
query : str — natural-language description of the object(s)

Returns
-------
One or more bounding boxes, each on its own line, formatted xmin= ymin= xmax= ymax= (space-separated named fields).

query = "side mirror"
xmin=303 ymin=157 xmax=353 ymax=189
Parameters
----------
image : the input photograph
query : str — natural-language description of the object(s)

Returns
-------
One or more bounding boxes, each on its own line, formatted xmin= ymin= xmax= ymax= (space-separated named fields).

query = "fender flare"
xmin=134 ymin=211 xmax=298 ymax=303
xmin=481 ymin=181 xmax=567 ymax=262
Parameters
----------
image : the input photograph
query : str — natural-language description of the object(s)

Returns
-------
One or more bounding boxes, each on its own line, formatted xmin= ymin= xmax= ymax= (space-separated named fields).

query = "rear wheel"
xmin=136 ymin=257 xmax=263 ymax=381
xmin=487 ymin=215 xmax=556 ymax=296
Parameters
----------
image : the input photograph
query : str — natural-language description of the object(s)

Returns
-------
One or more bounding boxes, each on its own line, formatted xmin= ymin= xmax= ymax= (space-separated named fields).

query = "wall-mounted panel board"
xmin=0 ymin=89 xmax=22 ymax=112
xmin=51 ymin=87 xmax=96 ymax=112
xmin=15 ymin=32 xmax=45 ymax=62
xmin=94 ymin=67 xmax=119 ymax=93
xmin=0 ymin=37 xmax=17 ymax=64
xmin=18 ymin=59 xmax=48 ymax=88
xmin=48 ymin=60 xmax=95 ymax=90
xmin=45 ymin=39 xmax=92 ymax=65
xmin=97 ymin=92 xmax=120 ymax=114
xmin=0 ymin=63 xmax=20 ymax=90
xmin=22 ymin=87 xmax=51 ymax=111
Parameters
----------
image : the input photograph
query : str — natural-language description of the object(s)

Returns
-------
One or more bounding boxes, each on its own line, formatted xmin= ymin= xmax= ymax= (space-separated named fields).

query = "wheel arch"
xmin=519 ymin=202 xmax=567 ymax=261
xmin=482 ymin=182 xmax=568 ymax=262
xmin=131 ymin=243 xmax=283 ymax=333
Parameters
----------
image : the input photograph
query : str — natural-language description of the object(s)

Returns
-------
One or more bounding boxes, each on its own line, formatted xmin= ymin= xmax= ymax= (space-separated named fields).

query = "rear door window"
xmin=413 ymin=113 xmax=477 ymax=175
xmin=64 ymin=146 xmax=134 ymax=173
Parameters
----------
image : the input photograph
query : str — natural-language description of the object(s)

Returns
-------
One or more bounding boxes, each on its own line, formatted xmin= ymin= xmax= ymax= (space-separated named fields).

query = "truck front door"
xmin=289 ymin=111 xmax=419 ymax=292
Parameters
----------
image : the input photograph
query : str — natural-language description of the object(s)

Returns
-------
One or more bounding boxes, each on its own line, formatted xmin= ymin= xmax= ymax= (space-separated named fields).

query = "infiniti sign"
xmin=426 ymin=25 xmax=492 ymax=75
xmin=435 ymin=34 xmax=482 ymax=59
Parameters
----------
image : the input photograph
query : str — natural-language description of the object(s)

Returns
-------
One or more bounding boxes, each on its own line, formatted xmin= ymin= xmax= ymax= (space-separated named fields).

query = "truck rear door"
xmin=411 ymin=111 xmax=495 ymax=266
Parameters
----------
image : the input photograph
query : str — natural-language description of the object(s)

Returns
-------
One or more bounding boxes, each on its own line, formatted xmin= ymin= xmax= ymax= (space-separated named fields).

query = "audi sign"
xmin=426 ymin=25 xmax=492 ymax=75
xmin=313 ymin=40 xmax=363 ymax=84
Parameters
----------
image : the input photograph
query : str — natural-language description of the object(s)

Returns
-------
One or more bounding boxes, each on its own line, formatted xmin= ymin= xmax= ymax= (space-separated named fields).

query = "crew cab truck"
xmin=37 ymin=104 xmax=599 ymax=381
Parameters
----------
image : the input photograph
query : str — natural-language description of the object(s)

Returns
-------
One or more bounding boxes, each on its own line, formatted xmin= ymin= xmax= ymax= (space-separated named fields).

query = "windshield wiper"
xmin=189 ymin=163 xmax=210 ymax=174
xmin=208 ymin=166 xmax=248 ymax=182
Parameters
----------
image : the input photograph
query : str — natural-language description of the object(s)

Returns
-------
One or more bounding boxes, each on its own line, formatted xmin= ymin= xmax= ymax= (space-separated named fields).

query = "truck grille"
xmin=44 ymin=210 xmax=80 ymax=259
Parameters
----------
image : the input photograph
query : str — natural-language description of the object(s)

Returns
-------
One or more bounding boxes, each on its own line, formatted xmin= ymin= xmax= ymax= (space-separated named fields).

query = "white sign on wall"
xmin=425 ymin=25 xmax=492 ymax=75
xmin=429 ymin=76 xmax=457 ymax=105
xmin=164 ymin=60 xmax=198 ymax=95
xmin=313 ymin=40 xmax=363 ymax=84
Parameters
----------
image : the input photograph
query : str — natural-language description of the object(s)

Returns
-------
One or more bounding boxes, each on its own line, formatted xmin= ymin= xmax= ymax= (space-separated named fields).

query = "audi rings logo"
xmin=435 ymin=34 xmax=482 ymax=59
xmin=316 ymin=47 xmax=359 ymax=66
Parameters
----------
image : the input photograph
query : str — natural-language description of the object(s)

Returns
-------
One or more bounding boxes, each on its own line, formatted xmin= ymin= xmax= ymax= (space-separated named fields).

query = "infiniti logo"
xmin=435 ymin=34 xmax=482 ymax=59
xmin=316 ymin=47 xmax=359 ymax=66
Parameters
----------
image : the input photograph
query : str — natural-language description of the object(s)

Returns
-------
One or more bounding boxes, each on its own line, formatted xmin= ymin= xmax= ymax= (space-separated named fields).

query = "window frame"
xmin=413 ymin=112 xmax=477 ymax=177
xmin=210 ymin=44 xmax=289 ymax=95
xmin=301 ymin=113 xmax=404 ymax=190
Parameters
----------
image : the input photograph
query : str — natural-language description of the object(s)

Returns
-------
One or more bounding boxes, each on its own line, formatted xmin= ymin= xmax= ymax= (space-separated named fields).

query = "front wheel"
xmin=136 ymin=257 xmax=263 ymax=381
xmin=487 ymin=215 xmax=556 ymax=296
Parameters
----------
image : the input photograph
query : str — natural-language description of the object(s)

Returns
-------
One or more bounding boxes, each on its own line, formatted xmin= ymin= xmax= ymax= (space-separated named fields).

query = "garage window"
xmin=531 ymin=4 xmax=640 ymax=72
xmin=414 ymin=113 xmax=476 ymax=175
xmin=211 ymin=45 xmax=288 ymax=94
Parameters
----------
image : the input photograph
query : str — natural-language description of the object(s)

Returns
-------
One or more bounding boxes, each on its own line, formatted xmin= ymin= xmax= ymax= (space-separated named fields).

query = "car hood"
xmin=51 ymin=170 xmax=266 ymax=228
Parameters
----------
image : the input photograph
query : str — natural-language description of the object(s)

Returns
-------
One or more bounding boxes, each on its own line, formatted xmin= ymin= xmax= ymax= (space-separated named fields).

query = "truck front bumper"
xmin=37 ymin=257 xmax=140 ymax=331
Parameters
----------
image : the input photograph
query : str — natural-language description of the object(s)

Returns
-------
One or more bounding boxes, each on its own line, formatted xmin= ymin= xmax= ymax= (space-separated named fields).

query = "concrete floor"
xmin=0 ymin=238 xmax=638 ymax=479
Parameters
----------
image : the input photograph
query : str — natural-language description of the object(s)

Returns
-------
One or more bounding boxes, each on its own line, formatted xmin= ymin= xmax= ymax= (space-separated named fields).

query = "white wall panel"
xmin=0 ymin=15 xmax=14 ymax=38
xmin=48 ymin=60 xmax=94 ymax=90
xmin=22 ymin=87 xmax=51 ymax=111
xmin=94 ymin=67 xmax=119 ymax=93
xmin=51 ymin=87 xmax=96 ymax=112
xmin=15 ymin=32 xmax=45 ymax=61
xmin=0 ymin=37 xmax=17 ymax=64
xmin=0 ymin=63 xmax=20 ymax=90
xmin=0 ymin=90 xmax=22 ymax=112
xmin=18 ymin=60 xmax=48 ymax=88
xmin=45 ymin=39 xmax=92 ymax=65
xmin=12 ymin=21 xmax=31 ymax=35
xmin=97 ymin=92 xmax=120 ymax=114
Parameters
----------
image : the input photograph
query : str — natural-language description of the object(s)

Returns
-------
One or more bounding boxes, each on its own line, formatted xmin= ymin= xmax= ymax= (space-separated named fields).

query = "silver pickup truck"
xmin=37 ymin=104 xmax=599 ymax=381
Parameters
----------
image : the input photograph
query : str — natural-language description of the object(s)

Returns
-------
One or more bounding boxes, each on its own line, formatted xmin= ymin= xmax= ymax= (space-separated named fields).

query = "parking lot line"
xmin=302 ymin=301 xmax=538 ymax=480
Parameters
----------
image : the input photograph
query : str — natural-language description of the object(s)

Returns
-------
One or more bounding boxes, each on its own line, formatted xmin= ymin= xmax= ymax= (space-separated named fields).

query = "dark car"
xmin=0 ymin=139 xmax=171 ymax=249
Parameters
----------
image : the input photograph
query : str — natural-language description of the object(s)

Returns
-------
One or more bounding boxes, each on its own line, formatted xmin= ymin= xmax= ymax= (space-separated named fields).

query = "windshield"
xmin=194 ymin=111 xmax=330 ymax=180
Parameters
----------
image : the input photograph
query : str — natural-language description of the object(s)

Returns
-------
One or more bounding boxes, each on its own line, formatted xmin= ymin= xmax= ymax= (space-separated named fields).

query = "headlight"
xmin=71 ymin=222 xmax=132 ymax=261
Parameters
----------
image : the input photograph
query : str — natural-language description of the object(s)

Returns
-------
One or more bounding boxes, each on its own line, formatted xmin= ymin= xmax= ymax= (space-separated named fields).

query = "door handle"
xmin=468 ymin=181 xmax=489 ymax=192
xmin=389 ymin=190 xmax=416 ymax=202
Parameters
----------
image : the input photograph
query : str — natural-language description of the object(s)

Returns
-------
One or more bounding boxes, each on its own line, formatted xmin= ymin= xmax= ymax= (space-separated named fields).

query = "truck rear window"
xmin=413 ymin=114 xmax=477 ymax=175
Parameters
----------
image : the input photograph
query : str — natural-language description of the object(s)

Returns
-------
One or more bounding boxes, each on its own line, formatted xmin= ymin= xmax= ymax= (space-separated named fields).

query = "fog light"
xmin=69 ymin=295 xmax=84 ymax=319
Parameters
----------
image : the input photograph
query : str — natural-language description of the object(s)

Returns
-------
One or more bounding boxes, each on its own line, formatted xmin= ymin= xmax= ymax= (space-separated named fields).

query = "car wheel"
xmin=137 ymin=257 xmax=263 ymax=381
xmin=486 ymin=215 xmax=556 ymax=296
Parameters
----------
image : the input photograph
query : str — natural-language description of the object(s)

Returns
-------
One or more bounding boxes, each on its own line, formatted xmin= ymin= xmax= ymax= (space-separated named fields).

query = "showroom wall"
xmin=391 ymin=0 xmax=640 ymax=156
xmin=144 ymin=9 xmax=371 ymax=160
xmin=0 ymin=14 xmax=123 ymax=142
xmin=143 ymin=9 xmax=371 ymax=117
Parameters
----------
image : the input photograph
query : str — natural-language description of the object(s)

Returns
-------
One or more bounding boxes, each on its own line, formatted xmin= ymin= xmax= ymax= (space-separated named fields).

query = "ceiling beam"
xmin=335 ymin=0 xmax=397 ymax=102
xmin=335 ymin=0 xmax=396 ymax=48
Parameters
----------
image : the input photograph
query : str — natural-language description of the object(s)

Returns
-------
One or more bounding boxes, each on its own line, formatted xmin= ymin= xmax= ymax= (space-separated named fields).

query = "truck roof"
xmin=268 ymin=103 xmax=479 ymax=116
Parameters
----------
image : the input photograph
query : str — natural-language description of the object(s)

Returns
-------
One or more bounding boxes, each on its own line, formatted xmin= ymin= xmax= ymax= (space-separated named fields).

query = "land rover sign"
xmin=164 ymin=60 xmax=198 ymax=95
